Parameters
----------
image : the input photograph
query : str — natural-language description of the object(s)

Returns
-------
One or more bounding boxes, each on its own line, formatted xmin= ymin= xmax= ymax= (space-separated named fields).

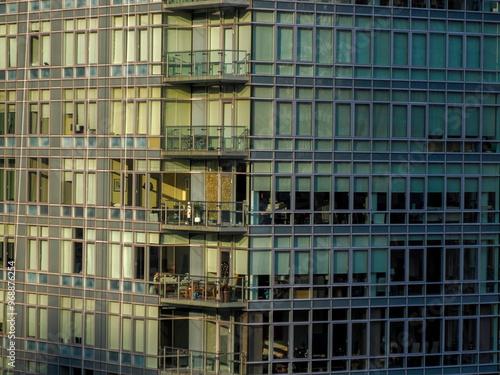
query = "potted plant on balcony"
xmin=193 ymin=202 xmax=203 ymax=224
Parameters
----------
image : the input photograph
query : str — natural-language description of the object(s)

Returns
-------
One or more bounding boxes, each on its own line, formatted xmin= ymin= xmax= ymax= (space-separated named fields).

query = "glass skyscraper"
xmin=0 ymin=0 xmax=499 ymax=374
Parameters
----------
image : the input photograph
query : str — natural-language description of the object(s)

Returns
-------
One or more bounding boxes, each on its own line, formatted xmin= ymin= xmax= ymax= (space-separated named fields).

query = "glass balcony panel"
xmin=165 ymin=50 xmax=250 ymax=84
xmin=155 ymin=273 xmax=246 ymax=304
xmin=160 ymin=347 xmax=245 ymax=375
xmin=163 ymin=200 xmax=246 ymax=232
xmin=163 ymin=126 xmax=248 ymax=157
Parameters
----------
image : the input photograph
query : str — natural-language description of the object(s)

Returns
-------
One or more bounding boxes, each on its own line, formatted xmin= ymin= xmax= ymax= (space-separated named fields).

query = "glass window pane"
xmin=336 ymin=30 xmax=352 ymax=63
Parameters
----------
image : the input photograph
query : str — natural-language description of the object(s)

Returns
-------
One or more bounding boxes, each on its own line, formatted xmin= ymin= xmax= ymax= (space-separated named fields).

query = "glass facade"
xmin=0 ymin=0 xmax=499 ymax=374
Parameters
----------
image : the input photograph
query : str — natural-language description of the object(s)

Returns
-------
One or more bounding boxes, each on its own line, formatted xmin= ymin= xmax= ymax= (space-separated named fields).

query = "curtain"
xmin=392 ymin=178 xmax=406 ymax=193
xmin=295 ymin=251 xmax=310 ymax=275
xmin=429 ymin=105 xmax=445 ymax=138
xmin=334 ymin=251 xmax=348 ymax=274
xmin=277 ymin=102 xmax=292 ymax=135
xmin=252 ymin=101 xmax=273 ymax=136
xmin=411 ymin=34 xmax=426 ymax=66
xmin=86 ymin=244 xmax=95 ymax=275
xmin=275 ymin=252 xmax=290 ymax=275
xmin=108 ymin=315 xmax=119 ymax=350
xmin=392 ymin=105 xmax=407 ymax=137
xmin=29 ymin=240 xmax=37 ymax=269
xmin=355 ymin=31 xmax=371 ymax=64
xmin=253 ymin=26 xmax=274 ymax=61
xmin=297 ymin=28 xmax=313 ymax=61
xmin=336 ymin=30 xmax=352 ymax=63
xmin=429 ymin=34 xmax=445 ymax=68
xmin=374 ymin=31 xmax=390 ymax=65
xmin=353 ymin=251 xmax=368 ymax=274
xmin=466 ymin=36 xmax=480 ymax=68
xmin=39 ymin=309 xmax=47 ymax=339
xmin=315 ymin=102 xmax=333 ymax=137
xmin=335 ymin=103 xmax=351 ymax=136
xmin=296 ymin=103 xmax=312 ymax=136
xmin=373 ymin=104 xmax=389 ymax=138
xmin=276 ymin=177 xmax=291 ymax=192
xmin=393 ymin=33 xmax=408 ymax=65
xmin=40 ymin=241 xmax=48 ymax=271
xmin=313 ymin=250 xmax=329 ymax=275
xmin=371 ymin=249 xmax=387 ymax=273
xmin=61 ymin=240 xmax=71 ymax=274
xmin=278 ymin=27 xmax=293 ymax=61
xmin=315 ymin=176 xmax=331 ymax=192
xmin=316 ymin=28 xmax=333 ymax=64
xmin=448 ymin=35 xmax=463 ymax=67
xmin=64 ymin=33 xmax=74 ymax=66
xmin=249 ymin=251 xmax=271 ymax=275
xmin=85 ymin=313 xmax=94 ymax=345
xmin=123 ymin=246 xmax=132 ymax=278
xmin=76 ymin=33 xmax=85 ymax=64
xmin=355 ymin=104 xmax=370 ymax=137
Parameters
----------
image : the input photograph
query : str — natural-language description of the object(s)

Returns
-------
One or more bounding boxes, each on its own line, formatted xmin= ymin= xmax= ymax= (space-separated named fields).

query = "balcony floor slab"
xmin=160 ymin=297 xmax=246 ymax=309
xmin=162 ymin=224 xmax=247 ymax=234
xmin=161 ymin=150 xmax=248 ymax=159
xmin=164 ymin=0 xmax=249 ymax=9
xmin=164 ymin=74 xmax=249 ymax=85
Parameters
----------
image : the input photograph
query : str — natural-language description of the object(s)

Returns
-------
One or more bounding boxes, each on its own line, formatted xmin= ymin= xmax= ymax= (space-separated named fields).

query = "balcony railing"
xmin=164 ymin=126 xmax=248 ymax=158
xmin=163 ymin=200 xmax=247 ymax=233
xmin=157 ymin=274 xmax=246 ymax=305
xmin=163 ymin=0 xmax=249 ymax=10
xmin=164 ymin=50 xmax=249 ymax=84
xmin=160 ymin=347 xmax=245 ymax=375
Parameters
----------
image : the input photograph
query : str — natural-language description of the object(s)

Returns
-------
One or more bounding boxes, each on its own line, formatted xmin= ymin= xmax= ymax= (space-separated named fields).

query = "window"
xmin=0 ymin=104 xmax=16 ymax=135
xmin=64 ymin=31 xmax=97 ymax=66
xmin=61 ymin=240 xmax=90 ymax=274
xmin=0 ymin=159 xmax=16 ymax=201
xmin=30 ymin=35 xmax=50 ymax=66
xmin=28 ymin=239 xmax=48 ymax=271
xmin=29 ymin=103 xmax=50 ymax=134
xmin=61 ymin=159 xmax=96 ymax=205
xmin=411 ymin=34 xmax=426 ymax=66
xmin=336 ymin=30 xmax=352 ymax=63
xmin=0 ymin=238 xmax=14 ymax=268
xmin=63 ymin=102 xmax=96 ymax=135
xmin=27 ymin=158 xmax=49 ymax=203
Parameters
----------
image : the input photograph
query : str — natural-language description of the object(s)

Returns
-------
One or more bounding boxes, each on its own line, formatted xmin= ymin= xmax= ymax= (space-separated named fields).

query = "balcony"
xmin=163 ymin=126 xmax=248 ymax=159
xmin=163 ymin=0 xmax=249 ymax=10
xmin=164 ymin=50 xmax=249 ymax=85
xmin=162 ymin=200 xmax=247 ymax=233
xmin=160 ymin=347 xmax=245 ymax=375
xmin=157 ymin=274 xmax=246 ymax=308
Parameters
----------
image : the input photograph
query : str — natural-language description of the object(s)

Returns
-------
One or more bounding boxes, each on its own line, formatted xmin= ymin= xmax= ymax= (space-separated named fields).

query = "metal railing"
xmin=159 ymin=347 xmax=246 ymax=375
xmin=164 ymin=200 xmax=246 ymax=229
xmin=156 ymin=274 xmax=246 ymax=303
xmin=164 ymin=0 xmax=248 ymax=5
xmin=164 ymin=126 xmax=248 ymax=154
xmin=165 ymin=50 xmax=250 ymax=79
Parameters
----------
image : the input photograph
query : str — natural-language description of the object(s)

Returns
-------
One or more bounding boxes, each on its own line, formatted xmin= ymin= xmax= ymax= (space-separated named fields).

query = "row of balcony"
xmin=160 ymin=1 xmax=250 ymax=371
